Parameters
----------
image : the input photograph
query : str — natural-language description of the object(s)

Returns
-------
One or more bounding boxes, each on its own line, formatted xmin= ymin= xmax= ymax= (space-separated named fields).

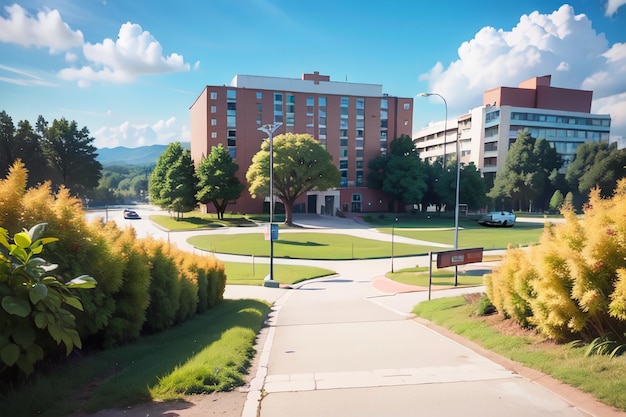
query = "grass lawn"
xmin=379 ymin=218 xmax=546 ymax=250
xmin=387 ymin=266 xmax=487 ymax=287
xmin=150 ymin=213 xmax=258 ymax=230
xmin=0 ymin=299 xmax=271 ymax=417
xmin=413 ymin=296 xmax=626 ymax=411
xmin=223 ymin=261 xmax=335 ymax=285
xmin=189 ymin=232 xmax=432 ymax=260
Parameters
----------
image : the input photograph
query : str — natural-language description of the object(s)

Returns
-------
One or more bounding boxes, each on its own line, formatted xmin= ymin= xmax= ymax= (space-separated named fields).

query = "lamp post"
xmin=420 ymin=93 xmax=460 ymax=285
xmin=419 ymin=93 xmax=448 ymax=168
xmin=391 ymin=217 xmax=398 ymax=273
xmin=257 ymin=122 xmax=282 ymax=284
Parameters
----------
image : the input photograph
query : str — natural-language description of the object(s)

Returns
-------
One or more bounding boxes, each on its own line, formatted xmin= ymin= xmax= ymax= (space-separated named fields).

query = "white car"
xmin=478 ymin=211 xmax=516 ymax=227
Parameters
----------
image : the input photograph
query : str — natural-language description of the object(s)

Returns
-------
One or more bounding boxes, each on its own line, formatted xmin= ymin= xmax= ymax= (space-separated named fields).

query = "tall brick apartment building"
xmin=190 ymin=72 xmax=413 ymax=215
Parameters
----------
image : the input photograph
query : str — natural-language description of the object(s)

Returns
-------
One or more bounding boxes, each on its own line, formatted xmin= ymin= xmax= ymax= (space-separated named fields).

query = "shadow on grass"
xmin=276 ymin=240 xmax=328 ymax=247
xmin=1 ymin=299 xmax=270 ymax=417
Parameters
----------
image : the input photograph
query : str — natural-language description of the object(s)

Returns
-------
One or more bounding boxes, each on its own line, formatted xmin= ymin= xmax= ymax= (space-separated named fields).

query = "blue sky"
xmin=1 ymin=0 xmax=625 ymax=149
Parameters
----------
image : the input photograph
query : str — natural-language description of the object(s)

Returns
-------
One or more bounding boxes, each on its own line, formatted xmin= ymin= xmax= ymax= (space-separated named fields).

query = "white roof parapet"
xmin=230 ymin=74 xmax=383 ymax=97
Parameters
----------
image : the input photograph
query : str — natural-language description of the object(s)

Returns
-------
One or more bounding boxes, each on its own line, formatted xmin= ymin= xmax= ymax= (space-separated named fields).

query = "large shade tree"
xmin=149 ymin=142 xmax=197 ymax=219
xmin=38 ymin=116 xmax=103 ymax=195
xmin=367 ymin=134 xmax=427 ymax=212
xmin=246 ymin=133 xmax=340 ymax=226
xmin=488 ymin=131 xmax=561 ymax=211
xmin=566 ymin=141 xmax=626 ymax=201
xmin=196 ymin=144 xmax=244 ymax=219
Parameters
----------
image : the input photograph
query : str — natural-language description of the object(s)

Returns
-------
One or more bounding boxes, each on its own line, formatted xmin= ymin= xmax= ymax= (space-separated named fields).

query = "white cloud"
xmin=0 ymin=4 xmax=83 ymax=52
xmin=93 ymin=116 xmax=189 ymax=148
xmin=421 ymin=4 xmax=626 ymax=137
xmin=605 ymin=0 xmax=626 ymax=16
xmin=59 ymin=22 xmax=190 ymax=86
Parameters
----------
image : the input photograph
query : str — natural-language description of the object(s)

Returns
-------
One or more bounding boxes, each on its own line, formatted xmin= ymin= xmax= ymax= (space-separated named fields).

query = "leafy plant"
xmin=0 ymin=223 xmax=96 ymax=376
xmin=584 ymin=336 xmax=626 ymax=358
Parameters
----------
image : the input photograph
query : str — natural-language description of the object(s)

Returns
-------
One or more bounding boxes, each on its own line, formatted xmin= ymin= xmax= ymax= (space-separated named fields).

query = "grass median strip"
xmin=413 ymin=296 xmax=626 ymax=411
xmin=189 ymin=232 xmax=431 ymax=259
xmin=1 ymin=299 xmax=271 ymax=417
xmin=223 ymin=261 xmax=335 ymax=285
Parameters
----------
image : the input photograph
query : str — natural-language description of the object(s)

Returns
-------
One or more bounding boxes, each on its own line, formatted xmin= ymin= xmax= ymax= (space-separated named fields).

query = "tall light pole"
xmin=419 ymin=93 xmax=447 ymax=168
xmin=420 ymin=93 xmax=461 ymax=285
xmin=258 ymin=122 xmax=282 ymax=284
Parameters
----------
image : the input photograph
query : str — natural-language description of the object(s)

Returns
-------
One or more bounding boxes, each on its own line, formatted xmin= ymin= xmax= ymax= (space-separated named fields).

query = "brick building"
xmin=190 ymin=72 xmax=413 ymax=215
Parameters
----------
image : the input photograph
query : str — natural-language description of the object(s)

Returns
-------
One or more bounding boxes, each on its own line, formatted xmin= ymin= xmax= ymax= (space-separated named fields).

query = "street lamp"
xmin=391 ymin=217 xmax=398 ymax=273
xmin=419 ymin=93 xmax=448 ymax=168
xmin=419 ymin=93 xmax=461 ymax=285
xmin=257 ymin=122 xmax=282 ymax=285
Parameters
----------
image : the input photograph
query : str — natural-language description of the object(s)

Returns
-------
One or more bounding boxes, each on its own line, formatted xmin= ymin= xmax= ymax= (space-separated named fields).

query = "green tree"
xmin=38 ymin=117 xmax=102 ymax=195
xmin=196 ymin=144 xmax=244 ymax=220
xmin=149 ymin=142 xmax=197 ymax=219
xmin=565 ymin=142 xmax=626 ymax=208
xmin=549 ymin=190 xmax=565 ymax=212
xmin=418 ymin=159 xmax=443 ymax=212
xmin=367 ymin=135 xmax=427 ymax=212
xmin=459 ymin=162 xmax=488 ymax=210
xmin=14 ymin=120 xmax=48 ymax=187
xmin=0 ymin=111 xmax=16 ymax=179
xmin=246 ymin=133 xmax=340 ymax=226
xmin=488 ymin=131 xmax=561 ymax=211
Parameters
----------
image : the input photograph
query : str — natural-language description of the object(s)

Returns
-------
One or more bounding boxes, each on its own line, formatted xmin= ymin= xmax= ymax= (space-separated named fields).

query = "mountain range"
xmin=96 ymin=142 xmax=189 ymax=167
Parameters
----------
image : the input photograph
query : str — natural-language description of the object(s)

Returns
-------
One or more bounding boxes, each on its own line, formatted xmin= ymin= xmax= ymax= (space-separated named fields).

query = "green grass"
xmin=387 ymin=266 xmax=487 ymax=287
xmin=0 ymin=299 xmax=271 ymax=417
xmin=379 ymin=218 xmax=546 ymax=250
xmin=413 ymin=297 xmax=626 ymax=411
xmin=189 ymin=232 xmax=432 ymax=260
xmin=150 ymin=213 xmax=258 ymax=230
xmin=223 ymin=261 xmax=335 ymax=285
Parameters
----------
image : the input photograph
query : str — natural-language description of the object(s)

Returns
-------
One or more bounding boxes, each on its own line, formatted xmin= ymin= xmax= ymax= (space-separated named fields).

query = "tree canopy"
xmin=196 ymin=144 xmax=244 ymax=219
xmin=566 ymin=141 xmax=626 ymax=200
xmin=149 ymin=142 xmax=197 ymax=219
xmin=488 ymin=131 xmax=561 ymax=211
xmin=367 ymin=135 xmax=426 ymax=212
xmin=246 ymin=133 xmax=340 ymax=226
xmin=38 ymin=116 xmax=103 ymax=195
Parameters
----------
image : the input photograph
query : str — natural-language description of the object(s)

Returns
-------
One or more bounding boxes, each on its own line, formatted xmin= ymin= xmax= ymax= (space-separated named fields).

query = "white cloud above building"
xmin=421 ymin=4 xmax=626 ymax=139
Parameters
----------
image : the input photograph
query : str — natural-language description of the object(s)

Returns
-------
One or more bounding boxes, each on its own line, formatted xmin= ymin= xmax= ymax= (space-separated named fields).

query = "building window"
xmin=211 ymin=119 xmax=217 ymax=126
xmin=227 ymin=90 xmax=236 ymax=100
xmin=227 ymin=102 xmax=236 ymax=110
xmin=256 ymin=91 xmax=262 ymax=100
xmin=210 ymin=92 xmax=217 ymax=100
xmin=381 ymin=98 xmax=388 ymax=110
xmin=211 ymin=105 xmax=216 ymax=113
xmin=403 ymin=102 xmax=410 ymax=110
xmin=211 ymin=132 xmax=217 ymax=138
xmin=484 ymin=142 xmax=498 ymax=152
xmin=340 ymin=160 xmax=348 ymax=170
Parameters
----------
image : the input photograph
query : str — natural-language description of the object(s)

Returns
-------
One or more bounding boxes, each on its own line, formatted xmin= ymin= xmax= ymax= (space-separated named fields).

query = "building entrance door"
xmin=307 ymin=195 xmax=317 ymax=214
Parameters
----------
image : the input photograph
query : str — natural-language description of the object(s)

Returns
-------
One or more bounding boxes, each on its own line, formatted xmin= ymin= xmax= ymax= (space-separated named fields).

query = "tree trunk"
xmin=284 ymin=199 xmax=294 ymax=226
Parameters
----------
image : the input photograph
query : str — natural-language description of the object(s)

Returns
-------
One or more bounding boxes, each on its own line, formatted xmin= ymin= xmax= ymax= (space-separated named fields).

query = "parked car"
xmin=478 ymin=211 xmax=516 ymax=227
xmin=123 ymin=209 xmax=141 ymax=220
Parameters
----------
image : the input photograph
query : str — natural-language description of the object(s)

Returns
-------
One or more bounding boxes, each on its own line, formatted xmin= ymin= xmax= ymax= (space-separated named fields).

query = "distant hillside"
xmin=96 ymin=142 xmax=190 ymax=167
